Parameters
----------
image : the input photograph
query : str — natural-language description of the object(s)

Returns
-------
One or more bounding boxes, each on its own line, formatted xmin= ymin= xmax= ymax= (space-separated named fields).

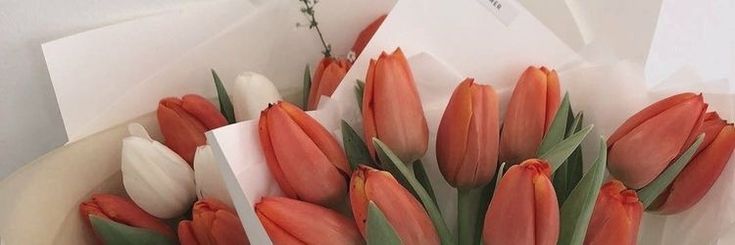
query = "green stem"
xmin=458 ymin=188 xmax=483 ymax=245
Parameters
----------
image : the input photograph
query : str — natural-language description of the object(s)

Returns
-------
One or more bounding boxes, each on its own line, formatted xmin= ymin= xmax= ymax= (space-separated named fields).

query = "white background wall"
xmin=0 ymin=0 xmax=207 ymax=179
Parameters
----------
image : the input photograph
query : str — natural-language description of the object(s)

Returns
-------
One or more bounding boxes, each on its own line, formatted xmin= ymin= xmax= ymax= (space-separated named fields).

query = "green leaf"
xmin=89 ymin=215 xmax=174 ymax=245
xmin=539 ymin=124 xmax=593 ymax=173
xmin=538 ymin=93 xmax=571 ymax=155
xmin=554 ymin=112 xmax=585 ymax=205
xmin=558 ymin=137 xmax=607 ymax=245
xmin=413 ymin=160 xmax=438 ymax=206
xmin=638 ymin=134 xmax=705 ymax=208
xmin=341 ymin=120 xmax=373 ymax=171
xmin=355 ymin=79 xmax=366 ymax=111
xmin=211 ymin=69 xmax=236 ymax=124
xmin=367 ymin=201 xmax=402 ymax=245
xmin=303 ymin=65 xmax=312 ymax=109
xmin=373 ymin=138 xmax=455 ymax=245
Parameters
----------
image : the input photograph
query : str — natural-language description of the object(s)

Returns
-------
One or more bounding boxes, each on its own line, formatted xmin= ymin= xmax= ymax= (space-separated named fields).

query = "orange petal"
xmin=608 ymin=95 xmax=705 ymax=188
xmin=541 ymin=67 xmax=560 ymax=132
xmin=370 ymin=48 xmax=429 ymax=164
xmin=181 ymin=94 xmax=228 ymax=129
xmin=466 ymin=81 xmax=500 ymax=187
xmin=363 ymin=58 xmax=379 ymax=160
xmin=256 ymin=210 xmax=304 ymax=244
xmin=351 ymin=14 xmax=387 ymax=58
xmin=607 ymin=93 xmax=697 ymax=146
xmin=436 ymin=78 xmax=474 ymax=187
xmin=308 ymin=58 xmax=331 ymax=110
xmin=362 ymin=166 xmax=440 ymax=245
xmin=82 ymin=194 xmax=174 ymax=238
xmin=158 ymin=97 xmax=208 ymax=164
xmin=696 ymin=112 xmax=727 ymax=154
xmin=210 ymin=210 xmax=249 ymax=245
xmin=654 ymin=125 xmax=735 ymax=214
xmin=533 ymin=164 xmax=559 ymax=245
xmin=483 ymin=160 xmax=539 ymax=244
xmin=308 ymin=58 xmax=351 ymax=110
xmin=265 ymin=102 xmax=347 ymax=206
xmin=499 ymin=66 xmax=548 ymax=165
xmin=349 ymin=166 xmax=370 ymax=238
xmin=258 ymin=108 xmax=298 ymax=198
xmin=178 ymin=221 xmax=200 ymax=245
xmin=584 ymin=181 xmax=642 ymax=245
xmin=279 ymin=101 xmax=350 ymax=175
xmin=255 ymin=197 xmax=362 ymax=245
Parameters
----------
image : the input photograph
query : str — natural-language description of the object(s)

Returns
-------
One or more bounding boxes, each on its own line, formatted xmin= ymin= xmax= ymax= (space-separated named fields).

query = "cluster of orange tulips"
xmin=254 ymin=46 xmax=735 ymax=245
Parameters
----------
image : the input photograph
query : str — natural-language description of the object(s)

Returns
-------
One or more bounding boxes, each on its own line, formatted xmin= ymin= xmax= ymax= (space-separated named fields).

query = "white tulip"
xmin=193 ymin=145 xmax=234 ymax=207
xmin=230 ymin=72 xmax=282 ymax=122
xmin=121 ymin=123 xmax=196 ymax=219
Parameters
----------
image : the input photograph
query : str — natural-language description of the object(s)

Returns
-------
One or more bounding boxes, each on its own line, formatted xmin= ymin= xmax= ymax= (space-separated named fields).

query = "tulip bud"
xmin=351 ymin=14 xmax=387 ymax=58
xmin=158 ymin=94 xmax=228 ymax=164
xmin=584 ymin=180 xmax=643 ymax=245
xmin=499 ymin=66 xmax=560 ymax=166
xmin=362 ymin=48 xmax=429 ymax=164
xmin=259 ymin=101 xmax=350 ymax=207
xmin=194 ymin=145 xmax=234 ymax=208
xmin=307 ymin=57 xmax=351 ymax=110
xmin=255 ymin=197 xmax=363 ymax=244
xmin=229 ymin=72 xmax=282 ymax=121
xmin=436 ymin=78 xmax=499 ymax=188
xmin=178 ymin=198 xmax=249 ymax=245
xmin=483 ymin=159 xmax=559 ymax=245
xmin=607 ymin=93 xmax=707 ymax=189
xmin=651 ymin=114 xmax=735 ymax=214
xmin=79 ymin=194 xmax=175 ymax=239
xmin=122 ymin=123 xmax=196 ymax=219
xmin=350 ymin=165 xmax=439 ymax=245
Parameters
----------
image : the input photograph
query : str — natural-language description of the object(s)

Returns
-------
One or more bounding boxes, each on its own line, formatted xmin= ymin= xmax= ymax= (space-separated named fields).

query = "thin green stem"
xmin=458 ymin=188 xmax=484 ymax=245
xmin=298 ymin=0 xmax=332 ymax=57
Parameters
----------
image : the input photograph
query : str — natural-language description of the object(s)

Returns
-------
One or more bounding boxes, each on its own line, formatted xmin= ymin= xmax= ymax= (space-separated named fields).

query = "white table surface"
xmin=0 ymin=0 xmax=209 ymax=179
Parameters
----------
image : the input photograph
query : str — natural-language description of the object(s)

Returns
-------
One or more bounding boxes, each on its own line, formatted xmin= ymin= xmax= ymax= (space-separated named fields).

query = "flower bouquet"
xmin=2 ymin=0 xmax=734 ymax=244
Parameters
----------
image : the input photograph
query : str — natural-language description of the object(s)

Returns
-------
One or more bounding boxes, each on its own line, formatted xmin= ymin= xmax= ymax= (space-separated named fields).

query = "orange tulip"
xmin=307 ymin=57 xmax=351 ymax=110
xmin=79 ymin=194 xmax=174 ymax=239
xmin=259 ymin=101 xmax=350 ymax=207
xmin=483 ymin=159 xmax=558 ymax=245
xmin=584 ymin=180 xmax=643 ymax=245
xmin=651 ymin=113 xmax=735 ymax=214
xmin=351 ymin=14 xmax=387 ymax=58
xmin=178 ymin=198 xmax=249 ymax=245
xmin=363 ymin=48 xmax=429 ymax=164
xmin=158 ymin=94 xmax=227 ymax=164
xmin=499 ymin=66 xmax=560 ymax=166
xmin=255 ymin=197 xmax=363 ymax=244
xmin=350 ymin=165 xmax=439 ymax=245
xmin=607 ymin=93 xmax=707 ymax=189
xmin=436 ymin=78 xmax=499 ymax=188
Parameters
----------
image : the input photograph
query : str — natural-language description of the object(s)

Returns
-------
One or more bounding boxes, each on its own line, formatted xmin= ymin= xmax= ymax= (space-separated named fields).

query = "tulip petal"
xmin=178 ymin=221 xmax=199 ymax=245
xmin=256 ymin=197 xmax=362 ymax=244
xmin=210 ymin=210 xmax=250 ymax=245
xmin=364 ymin=168 xmax=440 ymax=245
xmin=363 ymin=58 xmax=379 ymax=159
xmin=308 ymin=58 xmax=330 ymax=110
xmin=256 ymin=211 xmax=305 ymax=244
xmin=279 ymin=102 xmax=350 ymax=175
xmin=266 ymin=103 xmax=347 ymax=205
xmin=436 ymin=79 xmax=474 ymax=187
xmin=584 ymin=181 xmax=642 ymax=245
xmin=258 ymin=109 xmax=298 ymax=198
xmin=541 ymin=67 xmax=560 ymax=131
xmin=122 ymin=134 xmax=196 ymax=219
xmin=607 ymin=93 xmax=697 ymax=146
xmin=194 ymin=145 xmax=234 ymax=207
xmin=158 ymin=98 xmax=208 ymax=164
xmin=499 ymin=66 xmax=548 ymax=165
xmin=483 ymin=163 xmax=537 ymax=244
xmin=81 ymin=194 xmax=175 ymax=238
xmin=371 ymin=48 xmax=429 ymax=164
xmin=655 ymin=125 xmax=735 ymax=214
xmin=231 ymin=72 xmax=282 ymax=122
xmin=181 ymin=94 xmax=228 ymax=130
xmin=467 ymin=82 xmax=499 ymax=187
xmin=351 ymin=15 xmax=387 ymax=57
xmin=533 ymin=168 xmax=560 ymax=245
xmin=608 ymin=95 xmax=705 ymax=188
xmin=308 ymin=58 xmax=350 ymax=110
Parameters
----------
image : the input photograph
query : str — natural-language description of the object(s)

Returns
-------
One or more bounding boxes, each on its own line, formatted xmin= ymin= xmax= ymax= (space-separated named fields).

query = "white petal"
xmin=193 ymin=145 xmax=233 ymax=208
xmin=230 ymin=72 xmax=282 ymax=122
xmin=121 ymin=132 xmax=196 ymax=219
